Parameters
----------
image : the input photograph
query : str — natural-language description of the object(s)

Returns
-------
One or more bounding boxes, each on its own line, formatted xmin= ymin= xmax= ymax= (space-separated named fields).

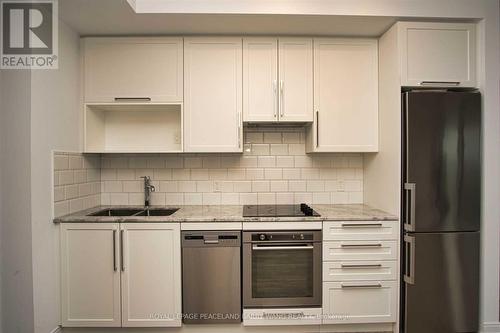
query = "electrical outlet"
xmin=214 ymin=181 xmax=221 ymax=193
xmin=337 ymin=180 xmax=345 ymax=192
xmin=174 ymin=132 xmax=181 ymax=144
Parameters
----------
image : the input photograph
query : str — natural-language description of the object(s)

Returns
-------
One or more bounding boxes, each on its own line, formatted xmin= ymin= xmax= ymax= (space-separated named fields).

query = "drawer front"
xmin=323 ymin=241 xmax=398 ymax=261
xmin=323 ymin=221 xmax=398 ymax=241
xmin=323 ymin=281 xmax=397 ymax=324
xmin=323 ymin=261 xmax=398 ymax=282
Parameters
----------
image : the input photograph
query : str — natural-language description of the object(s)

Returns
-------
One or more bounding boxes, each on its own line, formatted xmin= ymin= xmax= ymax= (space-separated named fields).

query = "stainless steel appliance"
xmin=182 ymin=231 xmax=241 ymax=324
xmin=243 ymin=230 xmax=322 ymax=308
xmin=243 ymin=204 xmax=320 ymax=217
xmin=402 ymin=90 xmax=480 ymax=333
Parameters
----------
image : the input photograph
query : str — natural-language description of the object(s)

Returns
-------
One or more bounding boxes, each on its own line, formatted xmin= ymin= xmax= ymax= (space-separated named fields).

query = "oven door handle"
xmin=252 ymin=244 xmax=314 ymax=251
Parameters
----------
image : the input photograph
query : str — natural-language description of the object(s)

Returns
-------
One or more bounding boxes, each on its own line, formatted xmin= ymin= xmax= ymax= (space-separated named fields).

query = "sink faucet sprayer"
xmin=140 ymin=176 xmax=156 ymax=207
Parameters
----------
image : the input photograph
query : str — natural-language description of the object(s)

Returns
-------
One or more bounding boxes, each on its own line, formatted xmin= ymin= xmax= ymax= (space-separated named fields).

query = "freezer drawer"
xmin=323 ymin=261 xmax=398 ymax=282
xmin=404 ymin=231 xmax=479 ymax=333
xmin=323 ymin=241 xmax=398 ymax=261
xmin=323 ymin=221 xmax=398 ymax=241
xmin=323 ymin=281 xmax=397 ymax=324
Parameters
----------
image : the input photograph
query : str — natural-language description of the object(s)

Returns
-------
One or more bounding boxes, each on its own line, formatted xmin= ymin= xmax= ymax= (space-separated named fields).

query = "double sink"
xmin=88 ymin=208 xmax=179 ymax=217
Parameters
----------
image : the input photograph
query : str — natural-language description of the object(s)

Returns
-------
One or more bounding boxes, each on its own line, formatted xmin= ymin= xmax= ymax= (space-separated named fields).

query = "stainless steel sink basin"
xmin=87 ymin=208 xmax=179 ymax=217
xmin=88 ymin=208 xmax=144 ymax=216
xmin=135 ymin=208 xmax=179 ymax=216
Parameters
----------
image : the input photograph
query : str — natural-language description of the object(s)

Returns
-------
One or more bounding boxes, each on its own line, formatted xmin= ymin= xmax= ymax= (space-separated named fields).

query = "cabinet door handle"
xmin=120 ymin=230 xmax=125 ymax=272
xmin=237 ymin=111 xmax=241 ymax=148
xmin=316 ymin=111 xmax=319 ymax=147
xmin=420 ymin=81 xmax=460 ymax=86
xmin=112 ymin=230 xmax=117 ymax=271
xmin=114 ymin=97 xmax=151 ymax=102
xmin=279 ymin=80 xmax=284 ymax=118
xmin=273 ymin=80 xmax=278 ymax=118
xmin=341 ymin=283 xmax=382 ymax=289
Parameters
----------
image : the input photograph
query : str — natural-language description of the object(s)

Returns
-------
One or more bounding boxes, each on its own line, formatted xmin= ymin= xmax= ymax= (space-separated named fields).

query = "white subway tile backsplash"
xmin=153 ymin=168 xmax=172 ymax=180
xmin=166 ymin=193 xmax=184 ymax=205
xmin=289 ymin=180 xmax=307 ymax=192
xmin=270 ymin=181 xmax=288 ymax=192
xmin=184 ymin=193 xmax=202 ymax=205
xmin=54 ymin=129 xmax=364 ymax=211
xmin=270 ymin=144 xmax=288 ymax=155
xmin=258 ymin=156 xmax=275 ymax=167
xmin=245 ymin=132 xmax=263 ymax=144
xmin=178 ymin=181 xmax=196 ymax=192
xmin=252 ymin=181 xmax=270 ymax=192
xmin=276 ymin=192 xmax=294 ymax=204
xmin=246 ymin=168 xmax=264 ymax=180
xmin=276 ymin=156 xmax=294 ymax=168
xmin=239 ymin=193 xmax=257 ymax=205
xmin=258 ymin=192 xmax=276 ymax=204
xmin=203 ymin=193 xmax=221 ymax=205
xmin=263 ymin=132 xmax=282 ymax=143
xmin=221 ymin=193 xmax=239 ymax=205
xmin=264 ymin=169 xmax=282 ymax=180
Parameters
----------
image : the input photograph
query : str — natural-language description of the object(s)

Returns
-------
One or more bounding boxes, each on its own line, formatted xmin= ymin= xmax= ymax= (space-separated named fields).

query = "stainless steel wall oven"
xmin=243 ymin=230 xmax=322 ymax=308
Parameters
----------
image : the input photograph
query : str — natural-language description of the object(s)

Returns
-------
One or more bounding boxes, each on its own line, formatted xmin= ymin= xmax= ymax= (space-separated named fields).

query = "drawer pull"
xmin=340 ymin=243 xmax=382 ymax=248
xmin=341 ymin=223 xmax=383 ymax=228
xmin=341 ymin=264 xmax=383 ymax=269
xmin=341 ymin=283 xmax=382 ymax=289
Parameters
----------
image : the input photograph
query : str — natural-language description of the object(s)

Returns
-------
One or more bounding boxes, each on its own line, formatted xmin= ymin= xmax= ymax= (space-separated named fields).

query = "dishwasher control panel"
xmin=182 ymin=231 xmax=241 ymax=247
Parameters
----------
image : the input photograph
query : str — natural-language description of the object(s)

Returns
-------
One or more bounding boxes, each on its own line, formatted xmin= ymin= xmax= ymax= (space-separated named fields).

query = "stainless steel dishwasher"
xmin=182 ymin=231 xmax=241 ymax=324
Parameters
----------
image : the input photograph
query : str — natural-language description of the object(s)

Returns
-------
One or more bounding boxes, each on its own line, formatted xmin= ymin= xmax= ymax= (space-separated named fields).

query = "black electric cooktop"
xmin=242 ymin=204 xmax=320 ymax=217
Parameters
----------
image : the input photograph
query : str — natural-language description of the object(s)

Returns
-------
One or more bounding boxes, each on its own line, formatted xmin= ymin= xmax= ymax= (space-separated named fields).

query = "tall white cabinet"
xmin=243 ymin=37 xmax=313 ymax=122
xmin=184 ymin=37 xmax=243 ymax=152
xmin=306 ymin=38 xmax=379 ymax=152
xmin=60 ymin=223 xmax=181 ymax=328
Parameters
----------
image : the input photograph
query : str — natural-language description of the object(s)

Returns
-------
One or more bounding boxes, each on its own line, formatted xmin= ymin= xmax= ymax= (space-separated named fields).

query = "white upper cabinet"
xmin=307 ymin=38 xmax=378 ymax=152
xmin=120 ymin=223 xmax=181 ymax=327
xmin=83 ymin=37 xmax=183 ymax=103
xmin=243 ymin=38 xmax=279 ymax=122
xmin=278 ymin=38 xmax=314 ymax=122
xmin=398 ymin=22 xmax=476 ymax=87
xmin=243 ymin=37 xmax=312 ymax=123
xmin=60 ymin=223 xmax=121 ymax=327
xmin=184 ymin=37 xmax=243 ymax=152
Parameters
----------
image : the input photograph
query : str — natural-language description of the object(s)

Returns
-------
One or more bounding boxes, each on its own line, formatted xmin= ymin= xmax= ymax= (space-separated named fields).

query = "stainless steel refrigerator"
xmin=402 ymin=90 xmax=481 ymax=333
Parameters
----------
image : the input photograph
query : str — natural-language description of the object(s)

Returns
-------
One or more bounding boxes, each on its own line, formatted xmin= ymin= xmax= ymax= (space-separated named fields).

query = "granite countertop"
xmin=53 ymin=204 xmax=398 ymax=223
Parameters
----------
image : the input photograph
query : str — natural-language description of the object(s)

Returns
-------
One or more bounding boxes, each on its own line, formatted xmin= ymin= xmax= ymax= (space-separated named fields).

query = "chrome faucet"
xmin=140 ymin=176 xmax=156 ymax=207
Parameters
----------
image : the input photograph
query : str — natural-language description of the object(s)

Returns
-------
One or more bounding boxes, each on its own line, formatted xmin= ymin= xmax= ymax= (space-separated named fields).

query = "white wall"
xmin=30 ymin=20 xmax=81 ymax=333
xmin=0 ymin=67 xmax=34 ymax=333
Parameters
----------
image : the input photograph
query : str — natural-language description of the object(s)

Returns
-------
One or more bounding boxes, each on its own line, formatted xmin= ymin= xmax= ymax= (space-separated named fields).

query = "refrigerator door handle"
xmin=404 ymin=182 xmax=416 ymax=231
xmin=404 ymin=234 xmax=415 ymax=285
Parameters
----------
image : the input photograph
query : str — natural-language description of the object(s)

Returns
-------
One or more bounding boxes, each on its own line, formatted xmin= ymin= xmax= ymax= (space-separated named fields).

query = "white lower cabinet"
xmin=60 ymin=223 xmax=181 ymax=328
xmin=323 ymin=281 xmax=397 ymax=324
xmin=60 ymin=223 xmax=121 ymax=327
xmin=121 ymin=223 xmax=182 ymax=327
xmin=322 ymin=220 xmax=399 ymax=327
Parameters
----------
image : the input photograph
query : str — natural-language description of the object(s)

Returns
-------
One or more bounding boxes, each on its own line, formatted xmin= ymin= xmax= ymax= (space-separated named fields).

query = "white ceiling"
xmin=59 ymin=0 xmax=397 ymax=37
